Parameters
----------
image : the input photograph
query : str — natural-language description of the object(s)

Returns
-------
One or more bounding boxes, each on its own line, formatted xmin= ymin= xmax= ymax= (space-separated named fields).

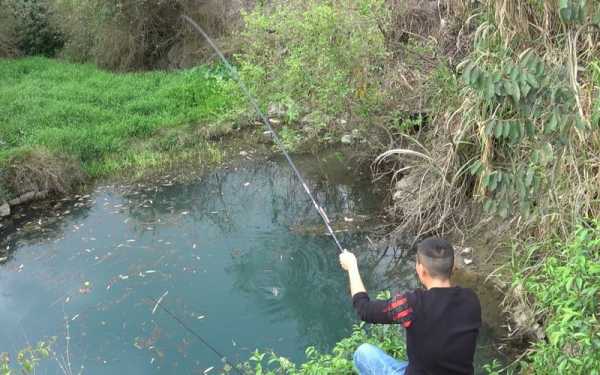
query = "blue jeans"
xmin=353 ymin=343 xmax=409 ymax=375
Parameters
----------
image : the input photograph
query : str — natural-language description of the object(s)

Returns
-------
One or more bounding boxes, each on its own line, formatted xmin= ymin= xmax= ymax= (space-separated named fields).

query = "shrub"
xmin=235 ymin=0 xmax=389 ymax=144
xmin=1 ymin=339 xmax=54 ymax=375
xmin=0 ymin=0 xmax=64 ymax=57
xmin=511 ymin=223 xmax=600 ymax=374
xmin=238 ymin=323 xmax=406 ymax=374
xmin=51 ymin=0 xmax=245 ymax=70
xmin=0 ymin=1 xmax=18 ymax=57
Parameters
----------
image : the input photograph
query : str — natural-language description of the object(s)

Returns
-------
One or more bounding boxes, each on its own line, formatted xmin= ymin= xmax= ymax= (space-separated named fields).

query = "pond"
xmin=0 ymin=152 xmax=503 ymax=374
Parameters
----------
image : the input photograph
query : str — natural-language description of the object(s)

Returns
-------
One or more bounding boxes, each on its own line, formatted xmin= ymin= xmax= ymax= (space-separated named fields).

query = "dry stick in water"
xmin=151 ymin=290 xmax=169 ymax=315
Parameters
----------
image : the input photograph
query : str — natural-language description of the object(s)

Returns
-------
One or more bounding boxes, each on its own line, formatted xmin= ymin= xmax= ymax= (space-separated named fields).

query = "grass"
xmin=0 ymin=57 xmax=242 ymax=178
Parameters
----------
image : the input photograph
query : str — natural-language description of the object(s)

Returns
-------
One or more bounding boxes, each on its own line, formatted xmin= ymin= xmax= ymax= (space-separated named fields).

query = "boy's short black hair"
xmin=416 ymin=237 xmax=454 ymax=280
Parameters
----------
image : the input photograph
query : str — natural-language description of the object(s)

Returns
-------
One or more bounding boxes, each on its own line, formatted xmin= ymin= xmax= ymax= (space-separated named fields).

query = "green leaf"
xmin=498 ymin=200 xmax=510 ymax=218
xmin=470 ymin=160 xmax=483 ymax=175
xmin=525 ymin=120 xmax=536 ymax=137
xmin=525 ymin=168 xmax=535 ymax=187
xmin=489 ymin=173 xmax=498 ymax=191
xmin=509 ymin=121 xmax=521 ymax=142
xmin=521 ymin=81 xmax=531 ymax=97
xmin=462 ymin=62 xmax=474 ymax=84
xmin=485 ymin=76 xmax=495 ymax=100
xmin=545 ymin=111 xmax=558 ymax=133
xmin=525 ymin=72 xmax=539 ymax=89
xmin=504 ymin=80 xmax=521 ymax=103
xmin=485 ymin=120 xmax=496 ymax=137
xmin=470 ymin=68 xmax=481 ymax=86
xmin=575 ymin=116 xmax=587 ymax=130
xmin=495 ymin=121 xmax=504 ymax=139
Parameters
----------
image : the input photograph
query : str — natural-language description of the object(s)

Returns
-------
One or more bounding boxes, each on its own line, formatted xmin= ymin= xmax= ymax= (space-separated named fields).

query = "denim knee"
xmin=353 ymin=343 xmax=378 ymax=366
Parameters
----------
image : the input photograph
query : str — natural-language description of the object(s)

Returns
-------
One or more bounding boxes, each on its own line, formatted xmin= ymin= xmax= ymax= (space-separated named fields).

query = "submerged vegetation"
xmin=1 ymin=0 xmax=599 ymax=373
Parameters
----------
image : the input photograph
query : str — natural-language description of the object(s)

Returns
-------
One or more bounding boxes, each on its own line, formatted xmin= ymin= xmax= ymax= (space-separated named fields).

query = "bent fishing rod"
xmin=148 ymin=15 xmax=349 ymax=373
xmin=181 ymin=14 xmax=347 ymax=255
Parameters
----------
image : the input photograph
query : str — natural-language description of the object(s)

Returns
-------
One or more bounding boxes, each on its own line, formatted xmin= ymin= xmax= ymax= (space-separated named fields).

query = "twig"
xmin=152 ymin=290 xmax=169 ymax=315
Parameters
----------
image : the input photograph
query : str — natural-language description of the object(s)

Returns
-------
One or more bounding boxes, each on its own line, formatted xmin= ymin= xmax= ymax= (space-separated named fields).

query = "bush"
xmin=235 ymin=0 xmax=389 ymax=145
xmin=238 ymin=323 xmax=406 ymax=374
xmin=51 ymin=0 xmax=245 ymax=70
xmin=0 ymin=0 xmax=63 ymax=57
xmin=0 ymin=2 xmax=18 ymax=57
xmin=1 ymin=339 xmax=54 ymax=375
xmin=511 ymin=223 xmax=600 ymax=374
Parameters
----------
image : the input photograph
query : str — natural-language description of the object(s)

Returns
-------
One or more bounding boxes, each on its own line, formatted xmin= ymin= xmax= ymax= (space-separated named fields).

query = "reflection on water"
xmin=0 ymin=154 xmax=384 ymax=374
xmin=0 ymin=153 xmax=503 ymax=374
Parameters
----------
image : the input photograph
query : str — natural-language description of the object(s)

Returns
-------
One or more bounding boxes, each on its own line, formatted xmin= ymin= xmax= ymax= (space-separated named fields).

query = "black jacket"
xmin=353 ymin=286 xmax=481 ymax=375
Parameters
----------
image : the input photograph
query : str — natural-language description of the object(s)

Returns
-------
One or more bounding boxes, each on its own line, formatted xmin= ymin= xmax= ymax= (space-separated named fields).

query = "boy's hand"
xmin=339 ymin=250 xmax=358 ymax=271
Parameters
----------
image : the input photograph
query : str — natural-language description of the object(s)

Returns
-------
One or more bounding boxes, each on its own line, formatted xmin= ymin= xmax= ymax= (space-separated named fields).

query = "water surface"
xmin=0 ymin=153 xmax=502 ymax=374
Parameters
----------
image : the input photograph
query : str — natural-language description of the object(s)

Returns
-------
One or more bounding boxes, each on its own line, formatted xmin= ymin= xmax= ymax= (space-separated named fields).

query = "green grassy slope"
xmin=0 ymin=57 xmax=240 ymax=177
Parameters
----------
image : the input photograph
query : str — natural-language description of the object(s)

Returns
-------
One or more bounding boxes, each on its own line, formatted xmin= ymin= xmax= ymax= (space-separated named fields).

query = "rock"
xmin=341 ymin=134 xmax=353 ymax=144
xmin=463 ymin=258 xmax=473 ymax=265
xmin=0 ymin=202 xmax=9 ymax=217
xmin=239 ymin=151 xmax=249 ymax=157
xmin=268 ymin=103 xmax=286 ymax=117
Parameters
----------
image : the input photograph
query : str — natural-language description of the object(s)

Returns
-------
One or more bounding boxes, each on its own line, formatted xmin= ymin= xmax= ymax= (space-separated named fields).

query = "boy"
xmin=339 ymin=237 xmax=481 ymax=375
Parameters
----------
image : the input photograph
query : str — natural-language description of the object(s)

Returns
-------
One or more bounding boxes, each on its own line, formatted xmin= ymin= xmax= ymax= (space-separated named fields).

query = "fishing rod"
xmin=181 ymin=14 xmax=348 ymax=255
xmin=147 ymin=15 xmax=350 ymax=372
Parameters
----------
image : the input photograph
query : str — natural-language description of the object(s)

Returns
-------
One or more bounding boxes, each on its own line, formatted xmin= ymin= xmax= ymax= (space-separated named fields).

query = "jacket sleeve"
xmin=352 ymin=291 xmax=414 ymax=328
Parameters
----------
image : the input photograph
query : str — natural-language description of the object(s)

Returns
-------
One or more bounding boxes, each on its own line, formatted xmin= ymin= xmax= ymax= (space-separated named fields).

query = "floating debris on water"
xmin=79 ymin=281 xmax=92 ymax=294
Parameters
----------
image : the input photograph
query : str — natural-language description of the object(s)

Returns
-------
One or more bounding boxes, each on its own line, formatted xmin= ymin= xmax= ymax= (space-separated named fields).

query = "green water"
xmin=0 ymin=154 xmax=502 ymax=374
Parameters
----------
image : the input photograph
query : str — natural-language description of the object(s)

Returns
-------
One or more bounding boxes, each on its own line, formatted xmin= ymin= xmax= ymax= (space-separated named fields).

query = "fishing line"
xmin=181 ymin=14 xmax=347 ymax=255
xmin=150 ymin=15 xmax=349 ymax=371
xmin=147 ymin=296 xmax=244 ymax=375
